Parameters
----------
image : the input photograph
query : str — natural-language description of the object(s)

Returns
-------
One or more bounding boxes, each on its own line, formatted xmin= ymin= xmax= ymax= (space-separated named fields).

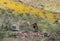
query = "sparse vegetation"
xmin=0 ymin=0 xmax=60 ymax=41
xmin=0 ymin=8 xmax=60 ymax=41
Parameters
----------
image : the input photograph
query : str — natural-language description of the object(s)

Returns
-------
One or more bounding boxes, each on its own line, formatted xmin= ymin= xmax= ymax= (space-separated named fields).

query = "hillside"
xmin=0 ymin=0 xmax=60 ymax=41
xmin=13 ymin=0 xmax=60 ymax=12
xmin=0 ymin=0 xmax=60 ymax=23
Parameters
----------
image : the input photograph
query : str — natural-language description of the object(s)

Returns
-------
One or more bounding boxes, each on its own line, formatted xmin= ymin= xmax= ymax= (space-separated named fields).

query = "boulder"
xmin=11 ymin=24 xmax=19 ymax=31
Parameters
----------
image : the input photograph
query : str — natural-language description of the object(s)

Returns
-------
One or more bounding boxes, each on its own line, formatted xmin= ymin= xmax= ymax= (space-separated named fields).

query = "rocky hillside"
xmin=13 ymin=0 xmax=60 ymax=12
